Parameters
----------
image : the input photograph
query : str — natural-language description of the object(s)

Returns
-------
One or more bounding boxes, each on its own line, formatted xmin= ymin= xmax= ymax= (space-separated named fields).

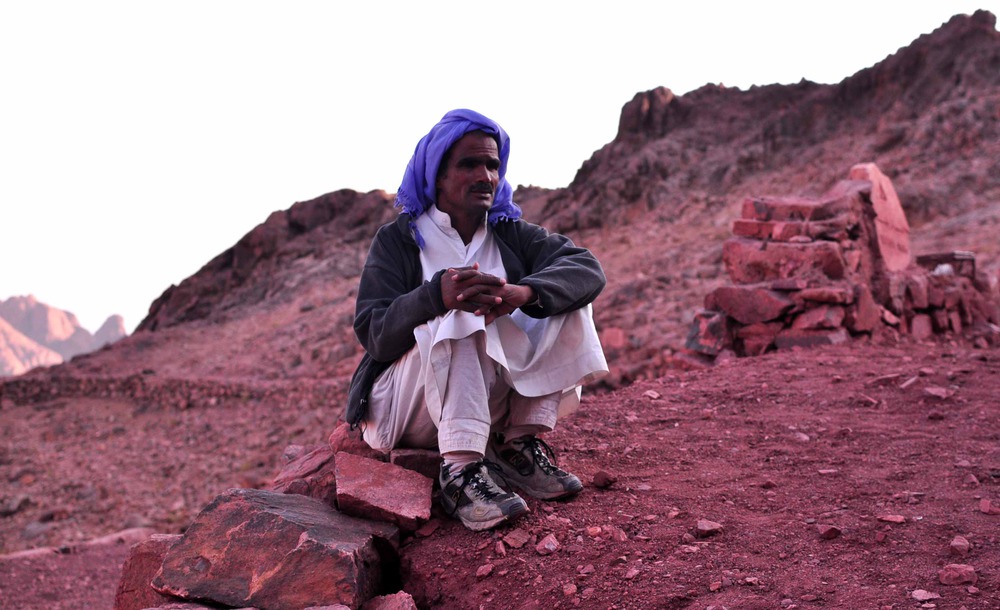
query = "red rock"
xmin=503 ymin=528 xmax=531 ymax=549
xmin=113 ymin=534 xmax=182 ymax=610
xmin=536 ymin=533 xmax=560 ymax=555
xmin=723 ymin=238 xmax=847 ymax=284
xmin=732 ymin=219 xmax=811 ymax=241
xmin=475 ymin=563 xmax=494 ymax=579
xmin=979 ymin=499 xmax=1000 ymax=514
xmin=592 ymin=471 xmax=618 ymax=489
xmin=709 ymin=286 xmax=794 ymax=325
xmin=335 ymin=452 xmax=432 ymax=531
xmin=361 ymin=591 xmax=418 ymax=610
xmin=735 ymin=322 xmax=783 ymax=356
xmin=938 ymin=563 xmax=977 ymax=585
xmin=791 ymin=305 xmax=846 ymax=330
xmin=848 ymin=163 xmax=911 ymax=272
xmin=904 ymin=272 xmax=930 ymax=309
xmin=950 ymin=535 xmax=971 ymax=555
xmin=909 ymin=314 xmax=934 ymax=340
xmin=328 ymin=422 xmax=387 ymax=462
xmin=151 ymin=489 xmax=399 ymax=610
xmin=876 ymin=514 xmax=906 ymax=524
xmin=389 ymin=448 xmax=443 ymax=482
xmin=599 ymin=326 xmax=628 ymax=350
xmin=774 ymin=328 xmax=849 ymax=350
xmin=817 ymin=524 xmax=841 ymax=539
xmin=270 ymin=444 xmax=338 ymax=506
xmin=685 ymin=310 xmax=732 ymax=356
xmin=796 ymin=286 xmax=855 ymax=304
xmin=695 ymin=519 xmax=724 ymax=537
xmin=846 ymin=284 xmax=880 ymax=333
xmin=739 ymin=195 xmax=848 ymax=222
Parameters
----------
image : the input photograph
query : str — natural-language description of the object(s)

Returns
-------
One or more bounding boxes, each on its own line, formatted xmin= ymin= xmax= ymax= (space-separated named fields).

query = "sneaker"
xmin=439 ymin=461 xmax=529 ymax=531
xmin=487 ymin=436 xmax=583 ymax=500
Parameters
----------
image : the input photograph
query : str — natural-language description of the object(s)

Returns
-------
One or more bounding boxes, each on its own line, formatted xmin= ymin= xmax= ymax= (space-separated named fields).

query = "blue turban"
xmin=394 ymin=109 xmax=522 ymax=248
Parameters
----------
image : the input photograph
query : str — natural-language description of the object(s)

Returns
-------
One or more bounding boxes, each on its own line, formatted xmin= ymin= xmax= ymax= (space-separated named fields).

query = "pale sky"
xmin=2 ymin=1 xmax=997 ymax=333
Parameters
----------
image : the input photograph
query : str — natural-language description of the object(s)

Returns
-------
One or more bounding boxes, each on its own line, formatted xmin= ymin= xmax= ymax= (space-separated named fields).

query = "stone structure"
xmin=687 ymin=164 xmax=1000 ymax=358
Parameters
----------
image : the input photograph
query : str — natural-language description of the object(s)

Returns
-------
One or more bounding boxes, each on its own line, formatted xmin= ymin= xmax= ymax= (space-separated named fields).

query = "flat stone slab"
xmin=740 ymin=195 xmax=849 ymax=222
xmin=336 ymin=452 xmax=433 ymax=532
xmin=723 ymin=237 xmax=846 ymax=284
xmin=270 ymin=444 xmax=338 ymax=506
xmin=849 ymin=163 xmax=911 ymax=272
xmin=152 ymin=488 xmax=399 ymax=610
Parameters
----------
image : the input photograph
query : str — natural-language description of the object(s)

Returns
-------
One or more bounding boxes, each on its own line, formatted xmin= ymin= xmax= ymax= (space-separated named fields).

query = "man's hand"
xmin=440 ymin=263 xmax=536 ymax=324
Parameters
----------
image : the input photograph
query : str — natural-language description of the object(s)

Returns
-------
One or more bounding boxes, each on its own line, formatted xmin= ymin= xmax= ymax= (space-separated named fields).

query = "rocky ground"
xmin=2 ymin=336 xmax=998 ymax=609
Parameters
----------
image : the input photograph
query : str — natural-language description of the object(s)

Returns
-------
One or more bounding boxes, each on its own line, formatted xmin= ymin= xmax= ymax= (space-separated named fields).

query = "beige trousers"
xmin=362 ymin=332 xmax=560 ymax=456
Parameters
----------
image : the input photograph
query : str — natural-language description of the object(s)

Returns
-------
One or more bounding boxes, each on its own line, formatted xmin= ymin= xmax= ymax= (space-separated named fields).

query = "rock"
xmin=910 ymin=314 xmax=934 ymax=341
xmin=740 ymin=195 xmax=848 ymax=223
xmin=848 ymin=163 xmax=911 ymax=272
xmin=685 ymin=310 xmax=732 ymax=355
xmin=709 ymin=286 xmax=794 ymax=325
xmin=536 ymin=534 xmax=560 ymax=555
xmin=151 ymin=488 xmax=399 ymax=610
xmin=592 ymin=471 xmax=617 ymax=489
xmin=876 ymin=515 xmax=906 ymax=524
xmin=817 ymin=524 xmax=841 ymax=540
xmin=388 ymin=448 xmax=443 ymax=483
xmin=504 ymin=528 xmax=531 ymax=549
xmin=791 ymin=305 xmax=846 ymax=330
xmin=911 ymin=589 xmax=941 ymax=601
xmin=328 ymin=422 xmax=387 ymax=462
xmin=270 ymin=444 xmax=338 ymax=506
xmin=113 ymin=534 xmax=182 ymax=610
xmin=562 ymin=583 xmax=578 ymax=597
xmin=695 ymin=519 xmax=724 ymax=538
xmin=735 ymin=322 xmax=783 ymax=356
xmin=950 ymin=535 xmax=971 ymax=555
xmin=334 ymin=452 xmax=432 ymax=531
xmin=923 ymin=386 xmax=953 ymax=399
xmin=846 ymin=284 xmax=880 ymax=332
xmin=979 ymin=499 xmax=1000 ymax=515
xmin=476 ymin=563 xmax=494 ymax=579
xmin=723 ymin=238 xmax=846 ymax=284
xmin=938 ymin=563 xmax=977 ymax=585
xmin=414 ymin=519 xmax=441 ymax=538
xmin=361 ymin=591 xmax=418 ymax=610
xmin=774 ymin=328 xmax=849 ymax=350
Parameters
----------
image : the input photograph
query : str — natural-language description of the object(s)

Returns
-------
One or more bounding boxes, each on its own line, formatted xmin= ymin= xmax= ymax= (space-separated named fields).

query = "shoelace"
xmin=519 ymin=437 xmax=569 ymax=476
xmin=446 ymin=461 xmax=510 ymax=514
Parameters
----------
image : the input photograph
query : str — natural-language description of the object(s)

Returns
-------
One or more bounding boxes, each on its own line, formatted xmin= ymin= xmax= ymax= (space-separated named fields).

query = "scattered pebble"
xmin=592 ymin=471 xmax=617 ymax=489
xmin=504 ymin=528 xmax=531 ymax=549
xmin=562 ymin=583 xmax=577 ymax=597
xmin=923 ymin=386 xmax=953 ymax=399
xmin=642 ymin=390 xmax=661 ymax=400
xmin=624 ymin=567 xmax=641 ymax=580
xmin=877 ymin=515 xmax=906 ymax=524
xmin=817 ymin=524 xmax=841 ymax=540
xmin=979 ymin=499 xmax=1000 ymax=515
xmin=476 ymin=563 xmax=494 ymax=579
xmin=536 ymin=533 xmax=560 ymax=556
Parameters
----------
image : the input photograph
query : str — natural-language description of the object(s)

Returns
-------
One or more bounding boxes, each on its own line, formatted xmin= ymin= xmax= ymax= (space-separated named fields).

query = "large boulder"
xmin=151 ymin=488 xmax=399 ymax=610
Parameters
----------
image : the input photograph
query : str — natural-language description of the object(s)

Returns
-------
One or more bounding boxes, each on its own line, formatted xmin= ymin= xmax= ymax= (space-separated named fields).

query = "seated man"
xmin=346 ymin=109 xmax=608 ymax=531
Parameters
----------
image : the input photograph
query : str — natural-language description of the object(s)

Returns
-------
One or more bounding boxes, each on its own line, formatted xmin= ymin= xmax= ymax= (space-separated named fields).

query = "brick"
xmin=709 ymin=286 xmax=794 ymax=325
xmin=723 ymin=238 xmax=846 ymax=284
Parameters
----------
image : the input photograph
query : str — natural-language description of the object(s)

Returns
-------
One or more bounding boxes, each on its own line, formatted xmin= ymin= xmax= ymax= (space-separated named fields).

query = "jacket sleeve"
xmin=500 ymin=220 xmax=606 ymax=318
xmin=353 ymin=225 xmax=447 ymax=362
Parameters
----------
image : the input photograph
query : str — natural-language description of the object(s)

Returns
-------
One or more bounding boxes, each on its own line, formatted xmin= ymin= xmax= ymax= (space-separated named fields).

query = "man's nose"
xmin=475 ymin=164 xmax=496 ymax=183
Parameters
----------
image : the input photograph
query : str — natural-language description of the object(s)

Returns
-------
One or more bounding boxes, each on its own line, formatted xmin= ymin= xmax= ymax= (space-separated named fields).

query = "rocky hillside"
xmin=8 ymin=10 xmax=998 ymax=394
xmin=0 ymin=296 xmax=126 ymax=377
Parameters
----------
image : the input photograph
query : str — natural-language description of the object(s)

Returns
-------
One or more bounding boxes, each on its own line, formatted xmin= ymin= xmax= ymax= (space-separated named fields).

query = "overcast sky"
xmin=2 ymin=1 xmax=996 ymax=333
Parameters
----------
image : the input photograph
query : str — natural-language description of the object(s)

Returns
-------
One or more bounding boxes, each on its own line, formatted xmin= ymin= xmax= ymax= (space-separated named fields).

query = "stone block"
xmin=904 ymin=272 xmax=930 ymax=309
xmin=329 ymin=422 xmax=388 ymax=462
xmin=909 ymin=314 xmax=934 ymax=340
xmin=723 ymin=238 xmax=846 ymax=284
xmin=774 ymin=328 xmax=849 ymax=350
xmin=795 ymin=285 xmax=855 ymax=305
xmin=791 ymin=305 xmax=846 ymax=330
xmin=152 ymin=488 xmax=399 ymax=610
xmin=389 ymin=449 xmax=443 ymax=483
xmin=335 ymin=452 xmax=432 ymax=532
xmin=845 ymin=284 xmax=880 ymax=333
xmin=848 ymin=163 xmax=911 ymax=272
xmin=114 ymin=534 xmax=183 ymax=610
xmin=735 ymin=322 xmax=783 ymax=356
xmin=931 ymin=309 xmax=950 ymax=332
xmin=684 ymin=310 xmax=732 ymax=356
xmin=709 ymin=286 xmax=794 ymax=325
xmin=270 ymin=444 xmax=338 ymax=506
xmin=740 ymin=195 xmax=848 ymax=222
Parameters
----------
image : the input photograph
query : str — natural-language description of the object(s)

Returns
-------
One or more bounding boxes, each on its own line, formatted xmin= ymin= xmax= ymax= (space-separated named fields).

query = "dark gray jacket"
xmin=346 ymin=214 xmax=605 ymax=426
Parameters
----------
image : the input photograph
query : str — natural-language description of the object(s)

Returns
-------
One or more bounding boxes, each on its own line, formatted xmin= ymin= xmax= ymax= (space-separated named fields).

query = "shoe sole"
xmin=439 ymin=491 xmax=530 ymax=531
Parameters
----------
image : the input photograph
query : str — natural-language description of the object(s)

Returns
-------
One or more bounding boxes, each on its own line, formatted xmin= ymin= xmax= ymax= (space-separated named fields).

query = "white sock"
xmin=442 ymin=451 xmax=481 ymax=477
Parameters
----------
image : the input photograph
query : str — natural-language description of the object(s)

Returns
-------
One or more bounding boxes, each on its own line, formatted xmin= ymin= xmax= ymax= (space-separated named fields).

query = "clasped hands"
xmin=440 ymin=263 xmax=535 ymax=325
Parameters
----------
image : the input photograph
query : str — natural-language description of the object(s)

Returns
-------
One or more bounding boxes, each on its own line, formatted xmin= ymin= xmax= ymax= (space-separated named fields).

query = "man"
xmin=346 ymin=109 xmax=608 ymax=531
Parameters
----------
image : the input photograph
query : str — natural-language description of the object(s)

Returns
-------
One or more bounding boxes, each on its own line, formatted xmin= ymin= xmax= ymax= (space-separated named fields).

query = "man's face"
xmin=435 ymin=131 xmax=501 ymax=220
